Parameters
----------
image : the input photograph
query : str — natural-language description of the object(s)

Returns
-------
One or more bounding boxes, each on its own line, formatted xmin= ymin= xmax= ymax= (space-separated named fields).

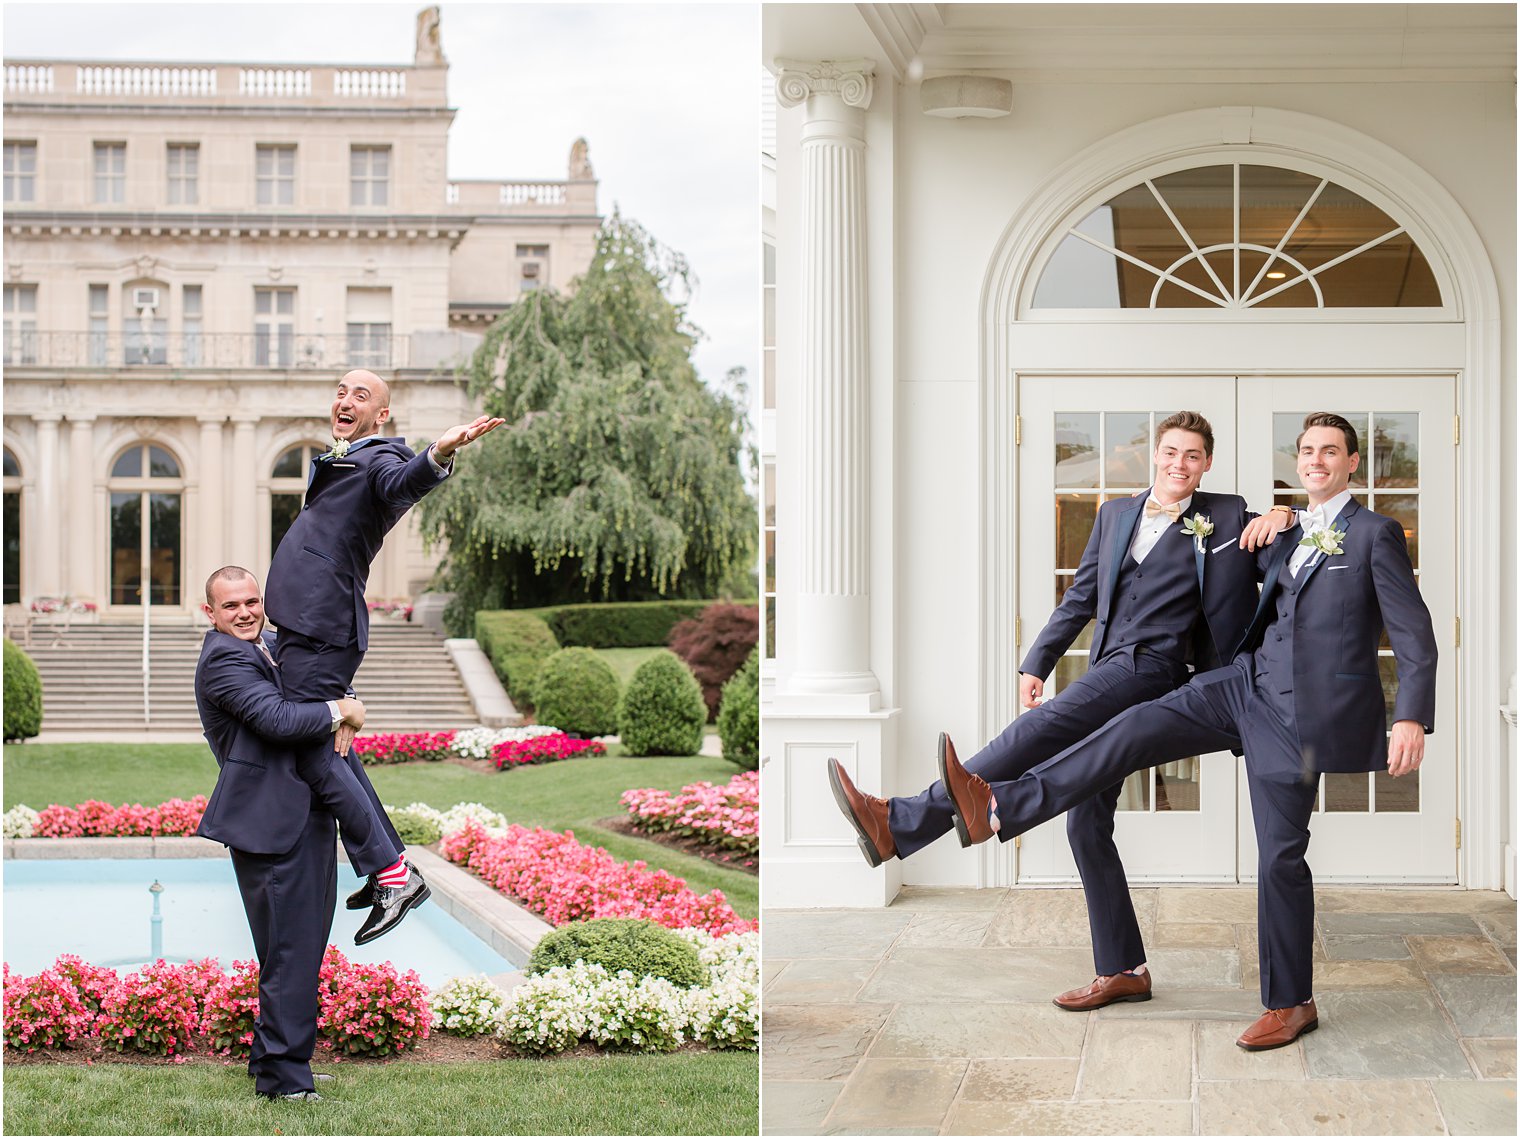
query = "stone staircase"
xmin=25 ymin=621 xmax=480 ymax=736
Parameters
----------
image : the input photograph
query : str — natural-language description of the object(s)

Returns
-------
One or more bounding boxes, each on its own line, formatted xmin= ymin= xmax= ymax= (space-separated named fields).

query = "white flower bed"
xmin=494 ymin=928 xmax=759 ymax=1054
xmin=430 ymin=974 xmax=512 ymax=1036
xmin=382 ymin=800 xmax=510 ymax=838
xmin=450 ymin=725 xmax=562 ymax=760
xmin=3 ymin=804 xmax=39 ymax=839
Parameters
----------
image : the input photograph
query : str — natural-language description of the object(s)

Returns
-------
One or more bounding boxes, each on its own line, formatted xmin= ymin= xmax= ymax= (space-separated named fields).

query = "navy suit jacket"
xmin=264 ymin=436 xmax=445 ymax=651
xmin=194 ymin=629 xmax=334 ymax=855
xmin=1022 ymin=489 xmax=1262 ymax=680
xmin=1244 ymin=498 xmax=1437 ymax=772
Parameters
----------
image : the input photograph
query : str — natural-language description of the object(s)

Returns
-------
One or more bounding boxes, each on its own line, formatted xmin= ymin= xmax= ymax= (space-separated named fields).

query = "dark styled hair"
xmin=1296 ymin=412 xmax=1359 ymax=456
xmin=204 ymin=565 xmax=256 ymax=606
xmin=1154 ymin=411 xmax=1214 ymax=458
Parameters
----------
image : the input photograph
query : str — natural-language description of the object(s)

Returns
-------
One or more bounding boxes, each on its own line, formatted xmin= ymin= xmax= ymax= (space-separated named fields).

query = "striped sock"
xmin=375 ymin=858 xmax=409 ymax=889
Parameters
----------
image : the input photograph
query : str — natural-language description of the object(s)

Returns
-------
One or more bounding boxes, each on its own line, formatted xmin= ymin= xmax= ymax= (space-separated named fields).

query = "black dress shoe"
xmin=354 ymin=869 xmax=431 ymax=945
xmin=345 ymin=876 xmax=376 ymax=911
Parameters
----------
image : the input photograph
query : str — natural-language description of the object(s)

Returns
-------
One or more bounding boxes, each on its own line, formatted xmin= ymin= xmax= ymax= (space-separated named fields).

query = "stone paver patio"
xmin=762 ymin=886 xmax=1517 ymax=1135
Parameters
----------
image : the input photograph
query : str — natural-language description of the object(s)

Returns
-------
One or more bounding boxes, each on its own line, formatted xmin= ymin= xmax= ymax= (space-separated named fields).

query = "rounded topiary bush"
xmin=527 ymin=918 xmax=706 ymax=988
xmin=717 ymin=648 xmax=759 ymax=770
xmin=532 ymin=647 xmax=620 ymax=737
xmin=617 ymin=650 xmax=706 ymax=757
xmin=387 ymin=807 xmax=443 ymax=847
xmin=3 ymin=638 xmax=43 ymax=742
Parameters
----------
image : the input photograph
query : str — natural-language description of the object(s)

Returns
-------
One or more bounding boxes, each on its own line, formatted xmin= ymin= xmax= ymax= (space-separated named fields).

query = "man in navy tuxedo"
xmin=935 ymin=412 xmax=1437 ymax=1049
xmin=830 ymin=411 xmax=1293 ymax=1010
xmin=195 ymin=565 xmax=367 ymax=1101
xmin=263 ymin=369 xmax=502 ymax=944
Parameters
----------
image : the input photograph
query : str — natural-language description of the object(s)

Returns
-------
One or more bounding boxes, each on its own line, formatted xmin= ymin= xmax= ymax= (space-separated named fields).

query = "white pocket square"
xmin=1325 ymin=565 xmax=1350 ymax=571
xmin=331 ymin=462 xmax=357 ymax=469
xmin=1209 ymin=540 xmax=1235 ymax=554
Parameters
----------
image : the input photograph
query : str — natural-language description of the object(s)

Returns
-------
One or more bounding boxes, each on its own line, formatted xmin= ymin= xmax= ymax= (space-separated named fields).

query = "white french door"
xmin=1015 ymin=375 xmax=1457 ymax=884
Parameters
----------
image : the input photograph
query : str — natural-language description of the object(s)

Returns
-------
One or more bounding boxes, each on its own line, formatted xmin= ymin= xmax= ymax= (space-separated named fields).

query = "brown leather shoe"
xmin=827 ymin=757 xmax=897 ymax=868
xmin=937 ymin=733 xmax=996 ymax=847
xmin=1237 ymin=1000 xmax=1318 ymax=1050
xmin=1053 ymin=970 xmax=1153 ymax=1011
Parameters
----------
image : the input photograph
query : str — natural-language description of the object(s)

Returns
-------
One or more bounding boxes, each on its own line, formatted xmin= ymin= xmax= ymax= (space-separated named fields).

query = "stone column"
xmin=198 ymin=416 xmax=226 ymax=591
xmin=33 ymin=414 xmax=62 ymax=597
xmin=229 ymin=416 xmax=258 ymax=571
xmin=66 ymin=417 xmax=97 ymax=600
xmin=774 ymin=58 xmax=879 ymax=709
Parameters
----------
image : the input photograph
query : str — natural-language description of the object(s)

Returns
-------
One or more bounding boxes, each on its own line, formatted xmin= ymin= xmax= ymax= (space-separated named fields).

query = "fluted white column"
xmin=229 ymin=416 xmax=258 ymax=572
xmin=775 ymin=58 xmax=879 ymax=704
xmin=198 ymin=416 xmax=226 ymax=589
xmin=33 ymin=414 xmax=62 ymax=597
xmin=65 ymin=417 xmax=97 ymax=600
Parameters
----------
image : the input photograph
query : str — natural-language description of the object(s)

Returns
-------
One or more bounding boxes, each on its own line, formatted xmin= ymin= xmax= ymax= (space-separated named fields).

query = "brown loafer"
xmin=937 ymin=733 xmax=996 ymax=847
xmin=1053 ymin=970 xmax=1153 ymax=1011
xmin=1237 ymin=999 xmax=1318 ymax=1050
xmin=827 ymin=757 xmax=897 ymax=868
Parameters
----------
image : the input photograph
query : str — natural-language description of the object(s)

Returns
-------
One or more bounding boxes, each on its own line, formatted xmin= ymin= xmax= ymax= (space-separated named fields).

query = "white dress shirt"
xmin=1288 ymin=488 xmax=1353 ymax=577
xmin=1129 ymin=492 xmax=1192 ymax=564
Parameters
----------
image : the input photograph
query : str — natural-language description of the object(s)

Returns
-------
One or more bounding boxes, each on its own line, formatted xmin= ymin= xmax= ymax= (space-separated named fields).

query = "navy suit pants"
xmin=887 ymin=649 xmax=1183 ymax=974
xmin=231 ymin=806 xmax=337 ymax=1097
xmin=985 ymin=659 xmax=1321 ymax=1008
xmin=274 ymin=629 xmax=403 ymax=877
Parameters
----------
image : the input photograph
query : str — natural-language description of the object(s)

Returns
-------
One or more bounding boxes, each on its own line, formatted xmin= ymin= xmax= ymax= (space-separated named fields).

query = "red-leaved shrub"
xmin=667 ymin=603 xmax=759 ymax=719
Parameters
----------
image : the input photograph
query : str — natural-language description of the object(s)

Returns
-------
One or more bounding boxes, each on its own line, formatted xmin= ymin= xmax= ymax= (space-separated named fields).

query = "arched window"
xmin=109 ymin=442 xmax=183 ymax=606
xmin=270 ymin=441 xmax=325 ymax=557
xmin=1032 ymin=163 xmax=1443 ymax=310
xmin=3 ymin=447 xmax=21 ymax=604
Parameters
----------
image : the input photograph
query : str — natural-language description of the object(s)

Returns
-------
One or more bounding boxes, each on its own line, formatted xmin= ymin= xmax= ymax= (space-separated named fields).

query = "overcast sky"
xmin=2 ymin=0 xmax=759 ymax=391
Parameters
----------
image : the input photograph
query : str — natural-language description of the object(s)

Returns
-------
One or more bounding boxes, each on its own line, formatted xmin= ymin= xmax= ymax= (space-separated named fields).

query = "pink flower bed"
xmin=3 ymin=950 xmax=429 ymax=1058
xmin=441 ymin=821 xmax=756 ymax=938
xmin=352 ymin=730 xmax=457 ymax=765
xmin=492 ymin=733 xmax=606 ymax=770
xmin=30 ymin=797 xmax=208 ymax=838
xmin=620 ymin=771 xmax=758 ymax=862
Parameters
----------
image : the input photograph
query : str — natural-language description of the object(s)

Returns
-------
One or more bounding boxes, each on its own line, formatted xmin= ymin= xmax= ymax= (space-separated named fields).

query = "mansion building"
xmin=2 ymin=8 xmax=599 ymax=620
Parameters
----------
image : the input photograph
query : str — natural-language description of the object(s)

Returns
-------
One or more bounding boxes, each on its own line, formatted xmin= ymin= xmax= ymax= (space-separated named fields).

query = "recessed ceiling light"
xmin=1266 ymin=271 xmax=1287 ymax=279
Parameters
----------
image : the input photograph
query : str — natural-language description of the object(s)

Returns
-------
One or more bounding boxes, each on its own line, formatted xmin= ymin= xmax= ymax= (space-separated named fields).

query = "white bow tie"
xmin=1300 ymin=506 xmax=1329 ymax=533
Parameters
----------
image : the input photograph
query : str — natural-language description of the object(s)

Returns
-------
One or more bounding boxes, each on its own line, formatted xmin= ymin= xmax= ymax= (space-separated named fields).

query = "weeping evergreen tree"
xmin=417 ymin=212 xmax=755 ymax=632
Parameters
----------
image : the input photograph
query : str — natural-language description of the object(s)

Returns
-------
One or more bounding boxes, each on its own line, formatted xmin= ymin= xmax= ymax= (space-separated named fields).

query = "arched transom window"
xmin=1033 ymin=163 xmax=1443 ymax=310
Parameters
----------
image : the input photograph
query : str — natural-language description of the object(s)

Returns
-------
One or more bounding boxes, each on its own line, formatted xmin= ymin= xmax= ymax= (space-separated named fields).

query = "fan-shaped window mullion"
xmin=1241 ymin=178 xmax=1330 ymax=304
xmin=1244 ymin=227 xmax=1405 ymax=308
xmin=1145 ymin=179 xmax=1232 ymax=305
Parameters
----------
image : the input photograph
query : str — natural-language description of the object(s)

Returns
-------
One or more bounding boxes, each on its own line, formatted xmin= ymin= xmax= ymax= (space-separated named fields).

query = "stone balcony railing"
xmin=3 ymin=59 xmax=444 ymax=108
xmin=1 ymin=331 xmax=416 ymax=371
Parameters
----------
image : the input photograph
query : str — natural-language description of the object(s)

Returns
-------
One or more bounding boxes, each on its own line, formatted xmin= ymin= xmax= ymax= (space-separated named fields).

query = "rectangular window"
xmin=517 ymin=244 xmax=550 ymax=294
xmin=3 ymin=488 xmax=19 ymax=604
xmin=93 ymin=142 xmax=126 ymax=203
xmin=254 ymin=287 xmax=295 ymax=367
xmin=346 ymin=287 xmax=392 ymax=367
xmin=3 ymin=285 xmax=37 ymax=365
xmin=762 ymin=461 xmax=776 ymax=661
xmin=89 ymin=284 xmax=109 ymax=365
xmin=762 ymin=240 xmax=776 ymax=411
xmin=182 ymin=285 xmax=203 ymax=366
xmin=4 ymin=141 xmax=36 ymax=203
xmin=255 ymin=144 xmax=295 ymax=206
xmin=166 ymin=143 xmax=198 ymax=205
xmin=349 ymin=145 xmax=390 ymax=207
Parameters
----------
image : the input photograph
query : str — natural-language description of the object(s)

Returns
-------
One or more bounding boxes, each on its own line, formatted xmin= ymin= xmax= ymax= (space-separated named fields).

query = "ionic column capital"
xmin=774 ymin=58 xmax=876 ymax=111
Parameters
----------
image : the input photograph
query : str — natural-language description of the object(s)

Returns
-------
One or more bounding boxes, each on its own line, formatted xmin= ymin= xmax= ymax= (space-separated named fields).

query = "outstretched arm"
xmin=432 ymin=415 xmax=506 ymax=464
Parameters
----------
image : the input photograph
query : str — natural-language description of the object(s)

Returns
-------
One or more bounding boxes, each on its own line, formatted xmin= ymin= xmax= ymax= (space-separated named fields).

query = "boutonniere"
xmin=1299 ymin=523 xmax=1346 ymax=558
xmin=1180 ymin=513 xmax=1214 ymax=553
xmin=320 ymin=438 xmax=351 ymax=461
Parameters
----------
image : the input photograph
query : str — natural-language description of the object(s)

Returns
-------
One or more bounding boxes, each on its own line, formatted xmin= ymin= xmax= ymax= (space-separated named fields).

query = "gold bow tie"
xmin=1144 ymin=500 xmax=1182 ymax=522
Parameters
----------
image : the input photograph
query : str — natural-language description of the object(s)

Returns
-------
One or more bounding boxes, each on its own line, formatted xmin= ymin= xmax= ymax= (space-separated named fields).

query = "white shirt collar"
xmin=1303 ymin=488 xmax=1353 ymax=528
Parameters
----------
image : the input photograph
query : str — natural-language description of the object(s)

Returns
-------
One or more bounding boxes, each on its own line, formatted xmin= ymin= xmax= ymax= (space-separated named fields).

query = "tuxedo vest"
xmin=1095 ymin=526 xmax=1201 ymax=668
xmin=1250 ymin=554 xmax=1308 ymax=724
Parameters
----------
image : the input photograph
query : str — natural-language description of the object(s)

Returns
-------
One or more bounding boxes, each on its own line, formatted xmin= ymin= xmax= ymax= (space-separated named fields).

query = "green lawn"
xmin=2 ymin=744 xmax=755 ymax=919
xmin=0 ymin=1051 xmax=757 ymax=1135
xmin=591 ymin=646 xmax=670 ymax=688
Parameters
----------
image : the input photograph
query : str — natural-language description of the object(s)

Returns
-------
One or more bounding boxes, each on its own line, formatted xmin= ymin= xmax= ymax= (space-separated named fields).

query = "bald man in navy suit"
xmin=831 ymin=411 xmax=1294 ymax=1011
xmin=935 ymin=412 xmax=1437 ymax=1050
xmin=263 ymin=369 xmax=502 ymax=944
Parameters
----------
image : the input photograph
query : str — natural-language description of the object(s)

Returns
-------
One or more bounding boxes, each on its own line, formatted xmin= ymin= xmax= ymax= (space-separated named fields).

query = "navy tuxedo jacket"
xmin=194 ymin=629 xmax=334 ymax=855
xmin=1244 ymin=498 xmax=1437 ymax=772
xmin=1022 ymin=489 xmax=1262 ymax=680
xmin=264 ymin=436 xmax=445 ymax=651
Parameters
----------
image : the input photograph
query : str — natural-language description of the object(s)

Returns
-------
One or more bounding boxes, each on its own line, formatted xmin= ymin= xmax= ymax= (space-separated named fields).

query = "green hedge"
xmin=717 ymin=649 xmax=759 ymax=771
xmin=528 ymin=918 xmax=706 ymax=988
xmin=617 ymin=650 xmax=706 ymax=757
xmin=473 ymin=610 xmax=560 ymax=707
xmin=522 ymin=601 xmax=717 ymax=650
xmin=3 ymin=638 xmax=43 ymax=742
xmin=534 ymin=647 xmax=621 ymax=737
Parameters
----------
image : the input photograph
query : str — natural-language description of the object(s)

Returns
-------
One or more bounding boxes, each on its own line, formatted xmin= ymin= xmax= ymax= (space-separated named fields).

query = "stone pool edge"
xmin=3 ymin=837 xmax=552 ymax=974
